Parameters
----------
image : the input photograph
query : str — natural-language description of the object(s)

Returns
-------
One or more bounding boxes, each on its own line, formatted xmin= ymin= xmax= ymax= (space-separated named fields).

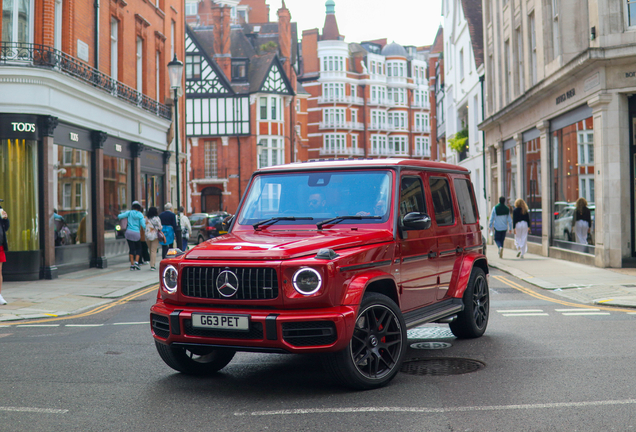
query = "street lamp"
xmin=168 ymin=54 xmax=184 ymax=250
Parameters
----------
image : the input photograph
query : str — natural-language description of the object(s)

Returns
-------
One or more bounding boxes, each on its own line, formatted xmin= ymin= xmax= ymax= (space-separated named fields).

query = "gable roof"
xmin=461 ymin=0 xmax=484 ymax=69
xmin=249 ymin=53 xmax=294 ymax=95
xmin=185 ymin=27 xmax=234 ymax=95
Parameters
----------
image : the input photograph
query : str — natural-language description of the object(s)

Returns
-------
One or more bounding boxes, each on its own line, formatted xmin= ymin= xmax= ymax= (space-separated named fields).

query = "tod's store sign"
xmin=0 ymin=115 xmax=38 ymax=139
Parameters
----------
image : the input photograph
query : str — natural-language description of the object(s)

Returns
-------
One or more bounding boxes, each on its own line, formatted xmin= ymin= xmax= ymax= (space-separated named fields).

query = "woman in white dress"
xmin=513 ymin=199 xmax=530 ymax=258
xmin=573 ymin=197 xmax=592 ymax=245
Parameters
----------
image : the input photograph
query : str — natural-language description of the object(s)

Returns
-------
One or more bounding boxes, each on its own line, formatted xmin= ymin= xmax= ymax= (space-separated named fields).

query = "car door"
xmin=428 ymin=175 xmax=462 ymax=300
xmin=190 ymin=215 xmax=203 ymax=243
xmin=398 ymin=173 xmax=439 ymax=311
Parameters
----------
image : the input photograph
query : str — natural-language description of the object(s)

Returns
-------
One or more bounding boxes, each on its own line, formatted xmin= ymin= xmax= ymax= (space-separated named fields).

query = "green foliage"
xmin=260 ymin=41 xmax=279 ymax=53
xmin=448 ymin=127 xmax=469 ymax=153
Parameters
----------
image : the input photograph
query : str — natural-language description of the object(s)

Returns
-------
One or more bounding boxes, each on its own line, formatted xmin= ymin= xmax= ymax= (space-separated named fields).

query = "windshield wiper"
xmin=253 ymin=217 xmax=313 ymax=230
xmin=316 ymin=215 xmax=381 ymax=230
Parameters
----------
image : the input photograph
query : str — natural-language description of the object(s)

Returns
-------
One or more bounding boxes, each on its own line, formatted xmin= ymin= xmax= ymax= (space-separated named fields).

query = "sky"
xmin=266 ymin=0 xmax=443 ymax=48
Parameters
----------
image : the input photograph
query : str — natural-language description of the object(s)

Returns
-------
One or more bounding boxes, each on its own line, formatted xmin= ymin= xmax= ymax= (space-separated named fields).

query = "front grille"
xmin=182 ymin=266 xmax=279 ymax=300
xmin=183 ymin=319 xmax=264 ymax=340
xmin=151 ymin=314 xmax=170 ymax=339
xmin=282 ymin=321 xmax=337 ymax=347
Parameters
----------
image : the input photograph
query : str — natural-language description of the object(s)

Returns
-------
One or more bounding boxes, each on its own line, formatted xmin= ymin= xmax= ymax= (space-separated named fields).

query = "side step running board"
xmin=403 ymin=298 xmax=464 ymax=329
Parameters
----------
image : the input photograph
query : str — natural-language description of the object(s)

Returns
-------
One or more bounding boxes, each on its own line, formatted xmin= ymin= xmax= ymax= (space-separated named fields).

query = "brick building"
xmin=0 ymin=0 xmax=184 ymax=279
xmin=183 ymin=0 xmax=307 ymax=215
xmin=298 ymin=1 xmax=432 ymax=160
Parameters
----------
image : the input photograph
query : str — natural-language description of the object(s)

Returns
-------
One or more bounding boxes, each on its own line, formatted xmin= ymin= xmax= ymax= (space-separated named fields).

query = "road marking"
xmin=501 ymin=313 xmax=549 ymax=317
xmin=234 ymin=399 xmax=636 ymax=417
xmin=497 ymin=309 xmax=544 ymax=313
xmin=492 ymin=276 xmax=635 ymax=313
xmin=65 ymin=324 xmax=104 ymax=327
xmin=555 ymin=308 xmax=600 ymax=312
xmin=562 ymin=312 xmax=611 ymax=316
xmin=16 ymin=324 xmax=60 ymax=328
xmin=0 ymin=406 xmax=68 ymax=414
xmin=113 ymin=322 xmax=148 ymax=325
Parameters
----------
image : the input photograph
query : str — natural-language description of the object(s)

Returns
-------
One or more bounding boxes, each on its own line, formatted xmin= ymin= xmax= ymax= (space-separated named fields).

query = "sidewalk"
xmin=487 ymin=246 xmax=636 ymax=308
xmin=0 ymin=259 xmax=159 ymax=322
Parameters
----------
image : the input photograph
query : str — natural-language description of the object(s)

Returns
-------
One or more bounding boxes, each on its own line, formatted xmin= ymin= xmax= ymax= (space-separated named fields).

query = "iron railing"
xmin=0 ymin=42 xmax=171 ymax=120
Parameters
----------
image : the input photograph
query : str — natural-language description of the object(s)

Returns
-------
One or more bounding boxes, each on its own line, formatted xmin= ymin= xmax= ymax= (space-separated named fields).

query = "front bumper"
xmin=150 ymin=300 xmax=357 ymax=354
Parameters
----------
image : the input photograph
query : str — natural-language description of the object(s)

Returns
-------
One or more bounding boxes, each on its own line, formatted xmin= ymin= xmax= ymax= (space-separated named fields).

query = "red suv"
xmin=151 ymin=159 xmax=489 ymax=389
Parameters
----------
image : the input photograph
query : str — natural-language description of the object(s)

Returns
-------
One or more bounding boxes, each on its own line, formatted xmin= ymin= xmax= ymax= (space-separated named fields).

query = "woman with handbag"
xmin=144 ymin=206 xmax=163 ymax=271
xmin=0 ymin=204 xmax=9 ymax=305
xmin=118 ymin=201 xmax=146 ymax=270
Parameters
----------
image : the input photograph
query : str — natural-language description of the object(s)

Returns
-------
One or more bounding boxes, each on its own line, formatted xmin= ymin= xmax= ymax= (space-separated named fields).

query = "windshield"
xmin=238 ymin=170 xmax=393 ymax=227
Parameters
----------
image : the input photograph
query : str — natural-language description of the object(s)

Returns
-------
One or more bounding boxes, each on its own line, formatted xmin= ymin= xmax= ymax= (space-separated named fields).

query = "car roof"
xmin=256 ymin=158 xmax=469 ymax=174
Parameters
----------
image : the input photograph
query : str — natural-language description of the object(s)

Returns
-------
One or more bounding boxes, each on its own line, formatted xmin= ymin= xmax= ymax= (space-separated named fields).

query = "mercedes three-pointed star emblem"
xmin=216 ymin=270 xmax=239 ymax=298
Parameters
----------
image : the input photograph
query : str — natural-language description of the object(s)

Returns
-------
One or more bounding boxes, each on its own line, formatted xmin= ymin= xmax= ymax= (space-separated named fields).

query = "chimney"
xmin=301 ymin=29 xmax=319 ymax=75
xmin=212 ymin=3 xmax=232 ymax=80
xmin=277 ymin=1 xmax=291 ymax=78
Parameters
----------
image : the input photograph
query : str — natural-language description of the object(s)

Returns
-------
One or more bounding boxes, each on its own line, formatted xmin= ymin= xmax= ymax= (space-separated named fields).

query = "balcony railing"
xmin=0 ymin=42 xmax=171 ymax=120
xmin=413 ymin=149 xmax=431 ymax=158
xmin=412 ymin=125 xmax=431 ymax=133
xmin=411 ymin=101 xmax=431 ymax=110
xmin=318 ymin=95 xmax=364 ymax=105
xmin=320 ymin=147 xmax=365 ymax=156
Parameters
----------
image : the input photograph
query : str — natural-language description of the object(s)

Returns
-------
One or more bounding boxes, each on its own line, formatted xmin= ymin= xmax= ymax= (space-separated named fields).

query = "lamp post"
xmin=168 ymin=54 xmax=184 ymax=250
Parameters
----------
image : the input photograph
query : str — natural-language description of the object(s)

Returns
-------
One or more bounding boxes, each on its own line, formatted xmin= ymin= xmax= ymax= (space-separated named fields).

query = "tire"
xmin=197 ymin=235 xmax=204 ymax=245
xmin=155 ymin=341 xmax=236 ymax=375
xmin=324 ymin=292 xmax=407 ymax=390
xmin=450 ymin=267 xmax=489 ymax=339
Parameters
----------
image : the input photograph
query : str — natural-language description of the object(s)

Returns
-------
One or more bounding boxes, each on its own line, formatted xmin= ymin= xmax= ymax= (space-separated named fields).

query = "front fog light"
xmin=162 ymin=265 xmax=178 ymax=293
xmin=292 ymin=268 xmax=322 ymax=295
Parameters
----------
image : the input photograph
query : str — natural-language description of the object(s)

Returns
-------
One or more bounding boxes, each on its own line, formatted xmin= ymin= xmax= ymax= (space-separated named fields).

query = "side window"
xmin=429 ymin=177 xmax=455 ymax=226
xmin=453 ymin=178 xmax=478 ymax=224
xmin=399 ymin=176 xmax=426 ymax=220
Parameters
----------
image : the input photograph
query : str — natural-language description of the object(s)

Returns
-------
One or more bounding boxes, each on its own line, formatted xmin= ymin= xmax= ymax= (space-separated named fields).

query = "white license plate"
xmin=192 ymin=313 xmax=250 ymax=331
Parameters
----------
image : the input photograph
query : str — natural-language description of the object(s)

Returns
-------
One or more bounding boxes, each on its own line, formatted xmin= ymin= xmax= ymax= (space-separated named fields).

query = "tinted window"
xmin=399 ymin=176 xmax=426 ymax=219
xmin=429 ymin=177 xmax=455 ymax=226
xmin=453 ymin=178 xmax=478 ymax=224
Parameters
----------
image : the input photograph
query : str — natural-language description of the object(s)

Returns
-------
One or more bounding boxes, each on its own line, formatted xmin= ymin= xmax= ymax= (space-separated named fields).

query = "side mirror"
xmin=223 ymin=215 xmax=234 ymax=231
xmin=402 ymin=212 xmax=432 ymax=231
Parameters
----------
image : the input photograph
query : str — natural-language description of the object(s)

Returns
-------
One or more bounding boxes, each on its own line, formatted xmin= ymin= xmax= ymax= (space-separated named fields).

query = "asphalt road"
xmin=1 ymin=268 xmax=636 ymax=431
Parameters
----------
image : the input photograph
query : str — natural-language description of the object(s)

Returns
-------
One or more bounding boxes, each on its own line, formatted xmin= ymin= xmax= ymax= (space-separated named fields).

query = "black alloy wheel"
xmin=324 ymin=292 xmax=406 ymax=390
xmin=450 ymin=267 xmax=489 ymax=338
xmin=155 ymin=341 xmax=236 ymax=375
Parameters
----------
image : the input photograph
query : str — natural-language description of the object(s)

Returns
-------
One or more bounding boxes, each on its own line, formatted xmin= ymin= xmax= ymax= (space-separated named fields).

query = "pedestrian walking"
xmin=489 ymin=196 xmax=513 ymax=258
xmin=118 ymin=201 xmax=146 ymax=270
xmin=513 ymin=198 xmax=531 ymax=258
xmin=0 ymin=202 xmax=9 ymax=305
xmin=573 ymin=197 xmax=592 ymax=245
xmin=179 ymin=206 xmax=191 ymax=251
xmin=144 ymin=206 xmax=163 ymax=271
xmin=159 ymin=203 xmax=178 ymax=259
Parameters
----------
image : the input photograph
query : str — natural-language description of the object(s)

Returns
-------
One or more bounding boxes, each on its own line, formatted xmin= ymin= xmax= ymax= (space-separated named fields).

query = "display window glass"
xmin=103 ymin=155 xmax=131 ymax=240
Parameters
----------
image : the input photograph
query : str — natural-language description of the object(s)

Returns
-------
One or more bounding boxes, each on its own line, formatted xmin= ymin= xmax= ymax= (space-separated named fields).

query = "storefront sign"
xmin=70 ymin=132 xmax=79 ymax=142
xmin=0 ymin=115 xmax=38 ymax=139
xmin=115 ymin=144 xmax=122 ymax=152
xmin=556 ymin=89 xmax=576 ymax=105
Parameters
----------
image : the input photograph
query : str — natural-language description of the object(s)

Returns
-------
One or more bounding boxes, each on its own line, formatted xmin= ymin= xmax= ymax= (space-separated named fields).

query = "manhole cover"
xmin=407 ymin=327 xmax=454 ymax=340
xmin=410 ymin=341 xmax=452 ymax=350
xmin=400 ymin=358 xmax=485 ymax=376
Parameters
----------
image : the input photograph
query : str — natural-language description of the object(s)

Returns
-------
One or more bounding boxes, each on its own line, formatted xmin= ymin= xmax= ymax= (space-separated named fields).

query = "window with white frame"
xmin=351 ymin=109 xmax=357 ymax=125
xmin=414 ymin=113 xmax=429 ymax=132
xmin=136 ymin=37 xmax=143 ymax=93
xmin=110 ymin=18 xmax=118 ymax=80
xmin=579 ymin=176 xmax=595 ymax=203
xmin=54 ymin=0 xmax=62 ymax=51
xmin=185 ymin=1 xmax=198 ymax=16
xmin=258 ymin=96 xmax=282 ymax=121
xmin=323 ymin=108 xmax=346 ymax=127
xmin=459 ymin=48 xmax=464 ymax=80
xmin=351 ymin=134 xmax=358 ymax=149
xmin=351 ymin=84 xmax=357 ymax=98
xmin=75 ymin=182 xmax=82 ymax=209
xmin=371 ymin=135 xmax=388 ymax=154
xmin=296 ymin=98 xmax=301 ymax=112
xmin=388 ymin=111 xmax=407 ymax=130
xmin=2 ymin=0 xmax=32 ymax=43
xmin=529 ymin=13 xmax=537 ymax=85
xmin=322 ymin=55 xmax=345 ymax=72
xmin=258 ymin=137 xmax=284 ymax=168
xmin=370 ymin=60 xmax=376 ymax=74
xmin=371 ymin=110 xmax=386 ymax=129
xmin=323 ymin=83 xmax=345 ymax=101
xmin=389 ymin=136 xmax=408 ymax=155
xmin=552 ymin=0 xmax=560 ymax=59
xmin=370 ymin=85 xmax=386 ymax=103
xmin=156 ymin=51 xmax=160 ymax=101
xmin=415 ymin=137 xmax=430 ymax=157
xmin=63 ymin=148 xmax=73 ymax=165
xmin=170 ymin=20 xmax=175 ymax=60
xmin=516 ymin=28 xmax=524 ymax=96
xmin=323 ymin=133 xmax=346 ymax=153
xmin=388 ymin=88 xmax=406 ymax=105
xmin=628 ymin=0 xmax=636 ymax=26
xmin=63 ymin=183 xmax=72 ymax=209
xmin=578 ymin=130 xmax=594 ymax=165
xmin=204 ymin=141 xmax=218 ymax=178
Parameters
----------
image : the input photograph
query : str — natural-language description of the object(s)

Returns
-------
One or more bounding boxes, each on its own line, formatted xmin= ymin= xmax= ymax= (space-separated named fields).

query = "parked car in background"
xmin=553 ymin=203 xmax=595 ymax=243
xmin=189 ymin=212 xmax=231 ymax=244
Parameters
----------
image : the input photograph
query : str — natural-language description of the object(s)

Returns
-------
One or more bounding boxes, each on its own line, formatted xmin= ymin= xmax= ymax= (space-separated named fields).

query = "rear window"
xmin=429 ymin=177 xmax=455 ymax=226
xmin=453 ymin=178 xmax=478 ymax=224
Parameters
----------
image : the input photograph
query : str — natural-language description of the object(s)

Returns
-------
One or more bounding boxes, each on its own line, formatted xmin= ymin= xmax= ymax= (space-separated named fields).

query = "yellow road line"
xmin=0 ymin=284 xmax=158 ymax=326
xmin=492 ymin=275 xmax=636 ymax=313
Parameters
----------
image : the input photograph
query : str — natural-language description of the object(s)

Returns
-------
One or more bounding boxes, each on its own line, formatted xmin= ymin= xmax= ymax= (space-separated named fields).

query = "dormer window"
xmin=231 ymin=59 xmax=248 ymax=82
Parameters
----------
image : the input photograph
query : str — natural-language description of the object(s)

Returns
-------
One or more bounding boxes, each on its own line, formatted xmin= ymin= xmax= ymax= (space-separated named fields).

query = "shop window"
xmin=504 ymin=145 xmax=518 ymax=208
xmin=103 ymin=154 xmax=131 ymax=240
xmin=0 ymin=139 xmax=39 ymax=251
xmin=551 ymin=117 xmax=595 ymax=250
xmin=524 ymin=137 xmax=542 ymax=238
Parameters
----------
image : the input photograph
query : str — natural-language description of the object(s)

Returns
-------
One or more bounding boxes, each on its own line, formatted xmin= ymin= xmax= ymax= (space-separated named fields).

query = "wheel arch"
xmin=448 ymin=254 xmax=488 ymax=299
xmin=341 ymin=270 xmax=399 ymax=307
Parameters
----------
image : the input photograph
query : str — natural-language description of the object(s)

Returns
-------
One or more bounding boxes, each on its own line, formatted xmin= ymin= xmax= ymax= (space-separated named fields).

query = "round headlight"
xmin=162 ymin=265 xmax=179 ymax=294
xmin=292 ymin=268 xmax=322 ymax=295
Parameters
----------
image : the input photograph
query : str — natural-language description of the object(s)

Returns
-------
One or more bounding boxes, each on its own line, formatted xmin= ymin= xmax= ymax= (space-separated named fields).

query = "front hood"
xmin=185 ymin=229 xmax=394 ymax=260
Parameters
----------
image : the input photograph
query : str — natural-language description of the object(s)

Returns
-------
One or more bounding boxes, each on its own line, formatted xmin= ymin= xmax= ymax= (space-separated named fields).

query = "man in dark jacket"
xmin=0 ymin=203 xmax=9 ymax=305
xmin=159 ymin=203 xmax=178 ymax=259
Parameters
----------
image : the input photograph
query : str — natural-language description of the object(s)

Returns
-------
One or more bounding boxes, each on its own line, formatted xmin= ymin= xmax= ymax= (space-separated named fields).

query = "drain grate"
xmin=400 ymin=357 xmax=485 ymax=376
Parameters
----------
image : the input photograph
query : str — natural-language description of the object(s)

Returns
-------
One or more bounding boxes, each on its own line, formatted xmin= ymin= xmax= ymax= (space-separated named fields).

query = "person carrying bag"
xmin=118 ymin=201 xmax=146 ymax=270
xmin=144 ymin=206 xmax=163 ymax=271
